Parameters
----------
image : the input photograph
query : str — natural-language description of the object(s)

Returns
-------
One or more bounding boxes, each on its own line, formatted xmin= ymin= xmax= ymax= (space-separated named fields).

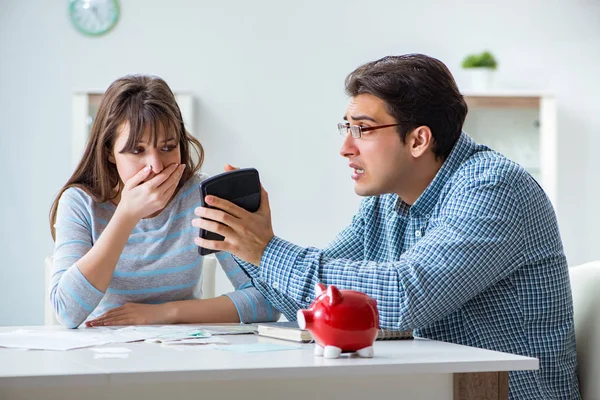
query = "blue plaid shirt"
xmin=219 ymin=132 xmax=580 ymax=399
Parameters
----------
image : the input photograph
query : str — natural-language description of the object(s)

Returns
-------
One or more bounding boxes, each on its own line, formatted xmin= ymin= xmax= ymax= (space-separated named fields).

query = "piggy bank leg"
xmin=314 ymin=344 xmax=324 ymax=356
xmin=323 ymin=345 xmax=342 ymax=359
xmin=356 ymin=346 xmax=374 ymax=358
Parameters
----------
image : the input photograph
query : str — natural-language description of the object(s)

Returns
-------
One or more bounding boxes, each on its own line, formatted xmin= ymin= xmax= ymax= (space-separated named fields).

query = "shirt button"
xmin=273 ymin=282 xmax=279 ymax=289
xmin=305 ymin=296 xmax=311 ymax=303
xmin=425 ymin=214 xmax=431 ymax=219
xmin=415 ymin=230 xmax=421 ymax=237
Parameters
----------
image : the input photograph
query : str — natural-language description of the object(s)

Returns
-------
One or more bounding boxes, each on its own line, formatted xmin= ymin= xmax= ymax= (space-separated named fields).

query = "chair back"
xmin=569 ymin=261 xmax=600 ymax=399
xmin=44 ymin=256 xmax=60 ymax=325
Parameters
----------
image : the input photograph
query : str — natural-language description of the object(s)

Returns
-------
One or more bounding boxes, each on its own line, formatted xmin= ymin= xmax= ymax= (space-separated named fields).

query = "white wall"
xmin=1 ymin=0 xmax=598 ymax=325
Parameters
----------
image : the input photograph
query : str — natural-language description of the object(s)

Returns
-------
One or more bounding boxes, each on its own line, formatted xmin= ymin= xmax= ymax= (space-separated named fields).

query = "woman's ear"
xmin=106 ymin=147 xmax=116 ymax=164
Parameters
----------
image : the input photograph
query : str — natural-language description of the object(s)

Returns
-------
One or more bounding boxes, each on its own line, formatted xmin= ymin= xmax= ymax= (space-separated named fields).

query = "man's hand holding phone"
xmin=192 ymin=165 xmax=274 ymax=266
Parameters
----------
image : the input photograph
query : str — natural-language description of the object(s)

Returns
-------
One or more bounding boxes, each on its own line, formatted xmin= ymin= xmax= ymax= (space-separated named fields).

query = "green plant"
xmin=462 ymin=51 xmax=498 ymax=69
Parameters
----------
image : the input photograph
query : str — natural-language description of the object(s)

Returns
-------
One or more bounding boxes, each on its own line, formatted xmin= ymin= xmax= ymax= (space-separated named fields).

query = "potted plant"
xmin=462 ymin=51 xmax=498 ymax=91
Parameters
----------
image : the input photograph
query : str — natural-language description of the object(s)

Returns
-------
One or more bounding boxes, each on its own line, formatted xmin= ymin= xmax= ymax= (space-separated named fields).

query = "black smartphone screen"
xmin=197 ymin=168 xmax=261 ymax=256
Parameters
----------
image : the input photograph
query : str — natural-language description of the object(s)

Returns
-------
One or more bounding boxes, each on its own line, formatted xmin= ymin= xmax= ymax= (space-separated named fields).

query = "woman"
xmin=49 ymin=75 xmax=279 ymax=328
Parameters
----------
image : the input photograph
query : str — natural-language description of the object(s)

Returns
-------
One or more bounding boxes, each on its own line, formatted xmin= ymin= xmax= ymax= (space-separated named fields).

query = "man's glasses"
xmin=337 ymin=123 xmax=400 ymax=139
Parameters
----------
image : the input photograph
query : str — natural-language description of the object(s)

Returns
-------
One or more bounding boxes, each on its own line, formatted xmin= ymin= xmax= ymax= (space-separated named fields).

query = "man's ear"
xmin=407 ymin=126 xmax=433 ymax=158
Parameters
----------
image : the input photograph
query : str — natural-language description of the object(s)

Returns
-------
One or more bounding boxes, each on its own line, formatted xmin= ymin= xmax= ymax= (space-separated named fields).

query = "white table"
xmin=0 ymin=325 xmax=538 ymax=400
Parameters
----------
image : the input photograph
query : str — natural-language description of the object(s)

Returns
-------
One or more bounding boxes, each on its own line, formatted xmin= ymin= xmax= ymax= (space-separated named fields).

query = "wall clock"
xmin=69 ymin=0 xmax=120 ymax=36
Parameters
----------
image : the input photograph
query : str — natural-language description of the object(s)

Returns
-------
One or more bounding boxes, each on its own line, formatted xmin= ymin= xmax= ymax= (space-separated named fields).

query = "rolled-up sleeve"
xmin=216 ymin=252 xmax=280 ymax=323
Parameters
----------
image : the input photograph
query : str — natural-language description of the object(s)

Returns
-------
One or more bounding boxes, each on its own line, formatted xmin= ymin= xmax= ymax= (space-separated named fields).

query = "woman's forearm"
xmin=168 ymin=296 xmax=241 ymax=324
xmin=76 ymin=207 xmax=138 ymax=292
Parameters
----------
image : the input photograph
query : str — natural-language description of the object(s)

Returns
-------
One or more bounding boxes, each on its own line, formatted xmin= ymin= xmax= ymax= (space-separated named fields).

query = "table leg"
xmin=454 ymin=371 xmax=509 ymax=400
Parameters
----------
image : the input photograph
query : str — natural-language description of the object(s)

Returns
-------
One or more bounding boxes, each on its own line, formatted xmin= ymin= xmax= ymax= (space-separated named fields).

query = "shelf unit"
xmin=462 ymin=91 xmax=557 ymax=210
xmin=71 ymin=91 xmax=194 ymax=169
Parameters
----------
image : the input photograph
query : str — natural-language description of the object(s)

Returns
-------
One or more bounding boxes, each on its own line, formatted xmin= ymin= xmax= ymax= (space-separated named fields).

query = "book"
xmin=255 ymin=321 xmax=413 ymax=343
xmin=256 ymin=322 xmax=314 ymax=343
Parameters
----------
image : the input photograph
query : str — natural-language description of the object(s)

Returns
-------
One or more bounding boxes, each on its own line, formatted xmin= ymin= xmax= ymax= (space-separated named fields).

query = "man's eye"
xmin=360 ymin=126 xmax=372 ymax=135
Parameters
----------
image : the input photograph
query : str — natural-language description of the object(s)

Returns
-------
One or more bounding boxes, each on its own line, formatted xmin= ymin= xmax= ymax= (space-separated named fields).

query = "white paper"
xmin=0 ymin=326 xmax=214 ymax=351
xmin=202 ymin=325 xmax=256 ymax=335
xmin=163 ymin=344 xmax=219 ymax=351
xmin=0 ymin=331 xmax=113 ymax=351
xmin=160 ymin=337 xmax=228 ymax=345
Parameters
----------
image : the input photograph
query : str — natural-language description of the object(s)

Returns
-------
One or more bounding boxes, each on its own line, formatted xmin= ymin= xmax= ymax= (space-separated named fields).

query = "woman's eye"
xmin=161 ymin=146 xmax=176 ymax=152
xmin=131 ymin=148 xmax=144 ymax=155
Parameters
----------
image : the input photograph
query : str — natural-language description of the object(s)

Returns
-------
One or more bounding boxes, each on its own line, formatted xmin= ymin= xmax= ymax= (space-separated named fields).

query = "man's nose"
xmin=339 ymin=134 xmax=358 ymax=158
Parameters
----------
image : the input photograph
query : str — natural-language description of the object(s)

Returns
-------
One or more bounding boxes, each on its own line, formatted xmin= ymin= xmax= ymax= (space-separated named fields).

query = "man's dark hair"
xmin=345 ymin=54 xmax=468 ymax=160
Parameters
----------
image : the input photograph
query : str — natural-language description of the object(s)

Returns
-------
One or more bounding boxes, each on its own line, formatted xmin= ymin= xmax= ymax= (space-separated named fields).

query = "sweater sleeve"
xmin=50 ymin=188 xmax=104 ymax=328
xmin=216 ymin=252 xmax=280 ymax=323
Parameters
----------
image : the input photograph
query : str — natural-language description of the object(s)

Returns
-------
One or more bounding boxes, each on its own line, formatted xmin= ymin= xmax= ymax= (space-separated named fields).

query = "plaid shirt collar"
xmin=395 ymin=132 xmax=477 ymax=217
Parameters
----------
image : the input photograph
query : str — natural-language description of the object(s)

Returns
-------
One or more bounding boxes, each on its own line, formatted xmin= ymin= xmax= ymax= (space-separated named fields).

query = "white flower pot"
xmin=466 ymin=68 xmax=495 ymax=91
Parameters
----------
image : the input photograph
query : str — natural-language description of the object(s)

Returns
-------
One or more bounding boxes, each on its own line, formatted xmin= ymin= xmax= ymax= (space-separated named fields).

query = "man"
xmin=192 ymin=54 xmax=580 ymax=399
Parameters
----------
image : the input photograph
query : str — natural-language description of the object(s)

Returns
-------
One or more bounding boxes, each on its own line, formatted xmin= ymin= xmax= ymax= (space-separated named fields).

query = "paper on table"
xmin=160 ymin=337 xmax=228 ymax=345
xmin=0 ymin=329 xmax=114 ymax=351
xmin=95 ymin=326 xmax=211 ymax=341
xmin=0 ymin=326 xmax=212 ymax=351
xmin=163 ymin=344 xmax=219 ymax=352
xmin=132 ymin=328 xmax=211 ymax=342
xmin=202 ymin=325 xmax=257 ymax=335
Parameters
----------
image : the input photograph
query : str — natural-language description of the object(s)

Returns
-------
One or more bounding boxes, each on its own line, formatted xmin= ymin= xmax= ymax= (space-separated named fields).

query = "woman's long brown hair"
xmin=49 ymin=75 xmax=204 ymax=240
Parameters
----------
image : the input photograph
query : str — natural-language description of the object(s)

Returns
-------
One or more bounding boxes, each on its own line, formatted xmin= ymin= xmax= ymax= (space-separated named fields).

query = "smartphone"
xmin=197 ymin=168 xmax=261 ymax=256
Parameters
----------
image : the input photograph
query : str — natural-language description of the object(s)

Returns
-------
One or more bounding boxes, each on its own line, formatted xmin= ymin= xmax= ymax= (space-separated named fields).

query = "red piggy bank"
xmin=297 ymin=283 xmax=379 ymax=359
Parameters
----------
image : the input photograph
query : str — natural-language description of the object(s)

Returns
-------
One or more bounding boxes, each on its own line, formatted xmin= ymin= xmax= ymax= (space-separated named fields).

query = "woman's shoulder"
xmin=181 ymin=172 xmax=210 ymax=192
xmin=176 ymin=172 xmax=210 ymax=203
xmin=59 ymin=186 xmax=94 ymax=207
xmin=188 ymin=172 xmax=210 ymax=186
xmin=55 ymin=186 xmax=98 ymax=222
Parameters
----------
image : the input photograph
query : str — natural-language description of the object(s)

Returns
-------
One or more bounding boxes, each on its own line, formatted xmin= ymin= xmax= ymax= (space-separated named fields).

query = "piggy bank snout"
xmin=297 ymin=309 xmax=314 ymax=330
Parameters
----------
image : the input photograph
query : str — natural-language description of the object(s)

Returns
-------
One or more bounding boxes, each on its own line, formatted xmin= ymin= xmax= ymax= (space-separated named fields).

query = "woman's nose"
xmin=147 ymin=152 xmax=164 ymax=173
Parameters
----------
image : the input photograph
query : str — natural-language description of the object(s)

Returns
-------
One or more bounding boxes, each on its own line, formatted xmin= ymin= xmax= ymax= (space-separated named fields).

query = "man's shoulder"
xmin=440 ymin=148 xmax=553 ymax=216
xmin=452 ymin=148 xmax=534 ymax=190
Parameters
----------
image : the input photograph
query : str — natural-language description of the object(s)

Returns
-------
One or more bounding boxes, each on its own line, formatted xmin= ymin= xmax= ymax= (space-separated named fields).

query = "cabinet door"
xmin=463 ymin=95 xmax=557 ymax=210
xmin=464 ymin=107 xmax=541 ymax=180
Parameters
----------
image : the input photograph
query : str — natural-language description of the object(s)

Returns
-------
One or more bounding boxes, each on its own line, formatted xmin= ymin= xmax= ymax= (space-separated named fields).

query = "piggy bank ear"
xmin=315 ymin=283 xmax=326 ymax=296
xmin=327 ymin=285 xmax=343 ymax=306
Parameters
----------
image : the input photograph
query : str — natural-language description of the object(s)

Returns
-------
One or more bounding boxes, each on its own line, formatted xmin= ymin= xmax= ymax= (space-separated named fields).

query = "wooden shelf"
xmin=464 ymin=96 xmax=540 ymax=109
xmin=89 ymin=93 xmax=103 ymax=107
